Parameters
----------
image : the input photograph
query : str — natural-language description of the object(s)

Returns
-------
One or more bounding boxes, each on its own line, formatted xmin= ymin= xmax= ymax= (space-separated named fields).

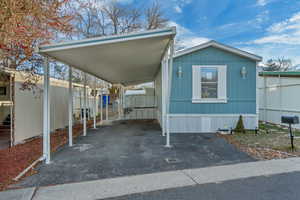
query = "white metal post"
xmin=43 ymin=57 xmax=51 ymax=163
xmin=100 ymin=93 xmax=103 ymax=121
xmin=279 ymin=74 xmax=282 ymax=119
xmin=68 ymin=66 xmax=73 ymax=147
xmin=263 ymin=74 xmax=267 ymax=123
xmin=166 ymin=114 xmax=170 ymax=147
xmin=161 ymin=58 xmax=166 ymax=136
xmin=87 ymin=86 xmax=90 ymax=121
xmin=9 ymin=74 xmax=13 ymax=147
xmin=118 ymin=87 xmax=121 ymax=120
xmin=83 ymin=73 xmax=87 ymax=136
xmin=121 ymin=87 xmax=124 ymax=119
xmin=106 ymin=93 xmax=109 ymax=121
xmin=255 ymin=62 xmax=259 ymax=128
xmin=93 ymin=77 xmax=97 ymax=129
xmin=79 ymin=89 xmax=82 ymax=122
xmin=165 ymin=40 xmax=174 ymax=148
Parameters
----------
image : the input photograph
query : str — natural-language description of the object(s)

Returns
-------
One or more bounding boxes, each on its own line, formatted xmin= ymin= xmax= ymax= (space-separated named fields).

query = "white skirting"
xmin=169 ymin=114 xmax=258 ymax=133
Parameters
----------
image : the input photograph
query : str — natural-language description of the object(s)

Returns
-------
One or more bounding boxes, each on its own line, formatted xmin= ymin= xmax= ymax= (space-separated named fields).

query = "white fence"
xmin=14 ymin=73 xmax=99 ymax=144
xmin=123 ymin=91 xmax=157 ymax=120
xmin=258 ymin=74 xmax=300 ymax=129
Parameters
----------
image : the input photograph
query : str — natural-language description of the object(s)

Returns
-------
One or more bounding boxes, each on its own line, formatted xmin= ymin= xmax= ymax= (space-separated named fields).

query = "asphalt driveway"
xmin=15 ymin=120 xmax=254 ymax=188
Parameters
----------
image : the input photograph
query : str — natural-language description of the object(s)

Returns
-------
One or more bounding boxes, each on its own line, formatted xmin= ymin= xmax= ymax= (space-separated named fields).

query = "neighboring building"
xmin=166 ymin=41 xmax=262 ymax=133
xmin=0 ymin=72 xmax=13 ymax=149
xmin=258 ymin=71 xmax=300 ymax=129
xmin=0 ymin=71 xmax=101 ymax=148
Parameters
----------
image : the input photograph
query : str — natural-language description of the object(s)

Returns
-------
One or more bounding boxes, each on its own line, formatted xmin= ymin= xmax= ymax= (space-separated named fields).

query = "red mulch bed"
xmin=0 ymin=120 xmax=95 ymax=191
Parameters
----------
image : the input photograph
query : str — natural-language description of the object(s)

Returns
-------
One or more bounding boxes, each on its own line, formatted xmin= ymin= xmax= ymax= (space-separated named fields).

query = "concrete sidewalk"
xmin=2 ymin=157 xmax=300 ymax=200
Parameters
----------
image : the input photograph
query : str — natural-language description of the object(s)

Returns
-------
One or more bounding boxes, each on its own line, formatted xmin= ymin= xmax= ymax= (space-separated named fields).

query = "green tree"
xmin=234 ymin=115 xmax=246 ymax=133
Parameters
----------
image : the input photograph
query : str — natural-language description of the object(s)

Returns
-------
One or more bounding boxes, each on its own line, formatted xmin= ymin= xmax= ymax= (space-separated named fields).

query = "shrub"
xmin=235 ymin=115 xmax=246 ymax=133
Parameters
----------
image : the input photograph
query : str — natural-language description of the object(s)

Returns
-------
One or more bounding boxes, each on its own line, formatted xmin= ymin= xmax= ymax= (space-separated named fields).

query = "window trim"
xmin=192 ymin=65 xmax=227 ymax=104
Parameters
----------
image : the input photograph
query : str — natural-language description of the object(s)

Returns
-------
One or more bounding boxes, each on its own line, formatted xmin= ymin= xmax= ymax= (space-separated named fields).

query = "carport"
xmin=38 ymin=27 xmax=176 ymax=164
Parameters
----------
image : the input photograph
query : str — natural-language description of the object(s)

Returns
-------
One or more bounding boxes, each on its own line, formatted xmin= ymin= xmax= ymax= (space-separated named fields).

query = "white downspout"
xmin=68 ymin=66 xmax=73 ymax=146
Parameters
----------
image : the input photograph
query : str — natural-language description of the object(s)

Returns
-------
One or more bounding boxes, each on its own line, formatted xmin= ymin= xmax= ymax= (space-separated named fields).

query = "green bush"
xmin=235 ymin=115 xmax=246 ymax=133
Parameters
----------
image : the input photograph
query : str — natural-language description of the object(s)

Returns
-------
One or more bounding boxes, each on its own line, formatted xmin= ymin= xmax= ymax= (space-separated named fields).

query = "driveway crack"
xmin=30 ymin=187 xmax=39 ymax=200
xmin=181 ymin=170 xmax=198 ymax=185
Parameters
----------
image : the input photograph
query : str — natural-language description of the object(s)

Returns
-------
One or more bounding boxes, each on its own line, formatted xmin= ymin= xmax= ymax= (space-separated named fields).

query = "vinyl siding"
xmin=170 ymin=46 xmax=257 ymax=114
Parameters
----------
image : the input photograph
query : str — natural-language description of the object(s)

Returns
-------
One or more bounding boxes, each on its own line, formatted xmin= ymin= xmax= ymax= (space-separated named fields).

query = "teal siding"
xmin=170 ymin=46 xmax=257 ymax=114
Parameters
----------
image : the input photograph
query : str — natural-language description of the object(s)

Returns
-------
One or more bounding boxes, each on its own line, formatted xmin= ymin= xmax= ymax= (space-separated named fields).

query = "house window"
xmin=201 ymin=68 xmax=218 ymax=99
xmin=0 ymin=87 xmax=7 ymax=96
xmin=192 ymin=65 xmax=227 ymax=103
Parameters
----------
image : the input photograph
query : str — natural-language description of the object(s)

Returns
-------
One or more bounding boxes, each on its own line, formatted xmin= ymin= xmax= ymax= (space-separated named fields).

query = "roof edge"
xmin=174 ymin=40 xmax=262 ymax=62
xmin=38 ymin=27 xmax=176 ymax=53
xmin=259 ymin=71 xmax=300 ymax=77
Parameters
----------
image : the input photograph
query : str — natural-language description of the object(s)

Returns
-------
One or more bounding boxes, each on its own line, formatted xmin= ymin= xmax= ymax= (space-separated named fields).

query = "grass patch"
xmin=222 ymin=121 xmax=300 ymax=159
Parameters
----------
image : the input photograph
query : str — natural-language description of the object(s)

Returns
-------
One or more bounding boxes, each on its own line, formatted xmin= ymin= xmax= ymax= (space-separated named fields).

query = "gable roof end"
xmin=174 ymin=40 xmax=262 ymax=62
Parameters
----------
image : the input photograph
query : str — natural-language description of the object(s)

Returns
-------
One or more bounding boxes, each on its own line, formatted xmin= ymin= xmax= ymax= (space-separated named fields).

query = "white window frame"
xmin=192 ymin=65 xmax=227 ymax=103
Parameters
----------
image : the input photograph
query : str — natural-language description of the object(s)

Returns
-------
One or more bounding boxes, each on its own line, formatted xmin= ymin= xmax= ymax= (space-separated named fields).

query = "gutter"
xmin=13 ymin=156 xmax=45 ymax=181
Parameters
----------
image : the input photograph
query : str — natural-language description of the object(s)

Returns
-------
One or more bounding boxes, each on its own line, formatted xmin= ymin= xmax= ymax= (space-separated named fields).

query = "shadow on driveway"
xmin=15 ymin=120 xmax=254 ymax=188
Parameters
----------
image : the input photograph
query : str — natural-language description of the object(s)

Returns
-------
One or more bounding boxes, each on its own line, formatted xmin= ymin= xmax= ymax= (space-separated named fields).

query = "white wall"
xmin=14 ymin=76 xmax=43 ymax=143
xmin=258 ymin=75 xmax=300 ymax=129
xmin=154 ymin=67 xmax=162 ymax=126
xmin=14 ymin=73 xmax=98 ymax=144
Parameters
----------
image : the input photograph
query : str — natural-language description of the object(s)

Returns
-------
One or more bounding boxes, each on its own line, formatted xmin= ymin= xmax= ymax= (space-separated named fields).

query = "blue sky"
xmin=118 ymin=0 xmax=300 ymax=64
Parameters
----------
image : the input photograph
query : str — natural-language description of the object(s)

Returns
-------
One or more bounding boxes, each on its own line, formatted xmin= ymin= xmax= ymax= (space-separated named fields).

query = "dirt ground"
xmin=220 ymin=121 xmax=300 ymax=160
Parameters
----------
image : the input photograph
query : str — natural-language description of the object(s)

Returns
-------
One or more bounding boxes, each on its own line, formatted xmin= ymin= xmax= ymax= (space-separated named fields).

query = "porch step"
xmin=0 ymin=124 xmax=10 ymax=137
xmin=0 ymin=125 xmax=10 ymax=129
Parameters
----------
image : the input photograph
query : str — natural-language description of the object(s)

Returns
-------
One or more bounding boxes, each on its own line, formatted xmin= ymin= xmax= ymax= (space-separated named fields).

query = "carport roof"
xmin=38 ymin=27 xmax=176 ymax=85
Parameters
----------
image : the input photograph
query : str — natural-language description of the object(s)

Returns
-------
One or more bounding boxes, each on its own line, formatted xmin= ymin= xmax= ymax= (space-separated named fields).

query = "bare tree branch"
xmin=263 ymin=57 xmax=293 ymax=71
xmin=145 ymin=1 xmax=168 ymax=30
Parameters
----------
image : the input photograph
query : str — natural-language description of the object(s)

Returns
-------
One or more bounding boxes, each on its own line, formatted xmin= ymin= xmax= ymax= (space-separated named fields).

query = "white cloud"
xmin=172 ymin=0 xmax=192 ymax=14
xmin=178 ymin=37 xmax=210 ymax=49
xmin=256 ymin=0 xmax=269 ymax=6
xmin=268 ymin=12 xmax=300 ymax=33
xmin=242 ymin=11 xmax=300 ymax=64
xmin=168 ymin=21 xmax=210 ymax=49
xmin=252 ymin=12 xmax=300 ymax=45
xmin=88 ymin=0 xmax=133 ymax=9
xmin=241 ymin=44 xmax=300 ymax=64
xmin=174 ymin=5 xmax=182 ymax=13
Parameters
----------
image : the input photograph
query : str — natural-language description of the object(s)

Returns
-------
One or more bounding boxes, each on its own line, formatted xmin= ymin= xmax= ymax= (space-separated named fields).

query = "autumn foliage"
xmin=0 ymin=0 xmax=73 ymax=69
